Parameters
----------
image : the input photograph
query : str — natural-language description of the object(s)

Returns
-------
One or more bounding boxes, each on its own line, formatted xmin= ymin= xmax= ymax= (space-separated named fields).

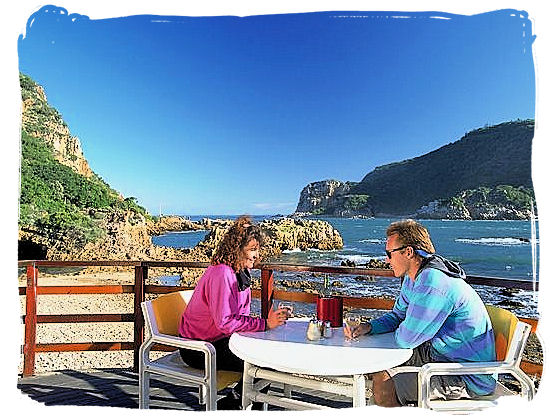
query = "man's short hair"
xmin=386 ymin=219 xmax=436 ymax=254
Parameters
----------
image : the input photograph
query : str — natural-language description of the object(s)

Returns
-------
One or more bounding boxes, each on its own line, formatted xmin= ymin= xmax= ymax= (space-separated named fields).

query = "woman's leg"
xmin=211 ymin=337 xmax=245 ymax=372
xmin=179 ymin=337 xmax=267 ymax=410
xmin=179 ymin=337 xmax=243 ymax=371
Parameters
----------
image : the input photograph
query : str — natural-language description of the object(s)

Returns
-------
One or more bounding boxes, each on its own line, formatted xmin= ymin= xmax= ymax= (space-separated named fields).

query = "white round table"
xmin=229 ymin=319 xmax=412 ymax=408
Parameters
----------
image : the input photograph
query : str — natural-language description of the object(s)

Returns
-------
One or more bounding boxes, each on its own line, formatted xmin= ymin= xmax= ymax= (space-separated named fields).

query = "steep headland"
xmin=295 ymin=120 xmax=535 ymax=219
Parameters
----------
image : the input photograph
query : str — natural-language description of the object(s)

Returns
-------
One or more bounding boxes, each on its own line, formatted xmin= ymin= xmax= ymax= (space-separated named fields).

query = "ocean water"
xmin=152 ymin=230 xmax=208 ymax=248
xmin=152 ymin=217 xmax=539 ymax=317
xmin=271 ymin=218 xmax=537 ymax=281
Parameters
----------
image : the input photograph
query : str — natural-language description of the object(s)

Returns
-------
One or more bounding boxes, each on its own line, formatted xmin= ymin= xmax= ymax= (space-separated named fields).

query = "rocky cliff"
xmin=20 ymin=74 xmax=93 ymax=178
xmin=295 ymin=180 xmax=373 ymax=218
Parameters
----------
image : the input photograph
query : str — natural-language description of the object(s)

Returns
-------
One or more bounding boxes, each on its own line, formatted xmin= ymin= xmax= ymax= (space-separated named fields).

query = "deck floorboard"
xmin=18 ymin=368 xmax=352 ymax=410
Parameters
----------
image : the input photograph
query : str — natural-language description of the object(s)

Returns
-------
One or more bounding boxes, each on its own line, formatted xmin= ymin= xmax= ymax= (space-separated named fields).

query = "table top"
xmin=229 ymin=319 xmax=413 ymax=376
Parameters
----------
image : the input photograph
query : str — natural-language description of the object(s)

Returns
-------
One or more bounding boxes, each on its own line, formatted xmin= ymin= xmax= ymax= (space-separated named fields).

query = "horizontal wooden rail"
xmin=18 ymin=260 xmax=142 ymax=267
xmin=259 ymin=263 xmax=396 ymax=277
xmin=33 ymin=314 xmax=135 ymax=323
xmin=18 ymin=285 xmax=135 ymax=295
xmin=35 ymin=342 xmax=134 ymax=352
xmin=144 ymin=285 xmax=195 ymax=294
xmin=520 ymin=361 xmax=543 ymax=376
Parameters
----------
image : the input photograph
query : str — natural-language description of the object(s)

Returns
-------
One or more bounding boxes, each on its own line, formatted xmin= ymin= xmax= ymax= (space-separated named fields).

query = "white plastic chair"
xmin=396 ymin=305 xmax=536 ymax=412
xmin=138 ymin=290 xmax=242 ymax=410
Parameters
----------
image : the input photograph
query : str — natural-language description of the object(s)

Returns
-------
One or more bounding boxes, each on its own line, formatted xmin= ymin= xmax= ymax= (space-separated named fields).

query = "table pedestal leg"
xmin=242 ymin=361 xmax=254 ymax=410
xmin=352 ymin=374 xmax=366 ymax=407
xmin=283 ymin=384 xmax=292 ymax=398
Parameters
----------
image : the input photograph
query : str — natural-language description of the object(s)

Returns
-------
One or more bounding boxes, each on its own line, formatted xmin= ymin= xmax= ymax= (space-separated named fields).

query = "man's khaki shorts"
xmin=387 ymin=342 xmax=472 ymax=406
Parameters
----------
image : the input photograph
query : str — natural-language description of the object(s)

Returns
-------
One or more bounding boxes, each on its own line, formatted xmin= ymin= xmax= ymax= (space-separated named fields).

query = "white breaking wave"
xmin=336 ymin=254 xmax=383 ymax=264
xmin=358 ymin=238 xmax=384 ymax=244
xmin=164 ymin=230 xmax=205 ymax=235
xmin=455 ymin=237 xmax=530 ymax=246
xmin=282 ymin=248 xmax=302 ymax=253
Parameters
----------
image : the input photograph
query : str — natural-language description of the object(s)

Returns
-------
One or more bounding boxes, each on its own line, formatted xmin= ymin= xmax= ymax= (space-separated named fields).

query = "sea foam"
xmin=358 ymin=238 xmax=384 ymax=244
xmin=336 ymin=254 xmax=384 ymax=264
xmin=455 ymin=237 xmax=529 ymax=246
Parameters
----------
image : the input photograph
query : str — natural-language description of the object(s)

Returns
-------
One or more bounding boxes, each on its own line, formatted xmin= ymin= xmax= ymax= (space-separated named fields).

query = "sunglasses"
xmin=385 ymin=245 xmax=409 ymax=259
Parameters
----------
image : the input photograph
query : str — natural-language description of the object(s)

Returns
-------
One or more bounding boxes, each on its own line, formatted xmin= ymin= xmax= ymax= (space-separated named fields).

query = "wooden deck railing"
xmin=18 ymin=260 xmax=541 ymax=378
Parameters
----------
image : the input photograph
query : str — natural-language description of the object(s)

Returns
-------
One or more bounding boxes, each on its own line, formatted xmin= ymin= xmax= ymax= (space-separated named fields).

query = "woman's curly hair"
xmin=211 ymin=215 xmax=264 ymax=272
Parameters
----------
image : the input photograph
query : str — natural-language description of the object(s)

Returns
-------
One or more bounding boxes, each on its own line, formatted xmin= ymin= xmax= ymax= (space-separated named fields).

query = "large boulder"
xmin=147 ymin=216 xmax=206 ymax=235
xmin=194 ymin=217 xmax=344 ymax=260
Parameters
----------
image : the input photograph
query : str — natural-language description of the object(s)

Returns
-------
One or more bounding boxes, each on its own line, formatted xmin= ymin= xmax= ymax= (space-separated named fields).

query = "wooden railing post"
xmin=133 ymin=264 xmax=147 ymax=372
xmin=260 ymin=268 xmax=274 ymax=319
xmin=23 ymin=264 xmax=38 ymax=377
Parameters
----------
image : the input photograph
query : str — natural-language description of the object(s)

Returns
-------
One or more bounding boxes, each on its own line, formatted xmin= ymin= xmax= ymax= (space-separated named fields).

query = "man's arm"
xmin=393 ymin=274 xmax=453 ymax=348
xmin=368 ymin=284 xmax=410 ymax=334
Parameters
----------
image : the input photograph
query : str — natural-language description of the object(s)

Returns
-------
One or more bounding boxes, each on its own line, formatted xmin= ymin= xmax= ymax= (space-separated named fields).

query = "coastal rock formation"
xmin=20 ymin=209 xmax=154 ymax=261
xmin=295 ymin=180 xmax=373 ymax=217
xmin=194 ymin=217 xmax=344 ymax=260
xmin=414 ymin=200 xmax=471 ymax=220
xmin=260 ymin=217 xmax=344 ymax=257
xmin=21 ymin=214 xmax=343 ymax=286
xmin=146 ymin=216 xmax=207 ymax=235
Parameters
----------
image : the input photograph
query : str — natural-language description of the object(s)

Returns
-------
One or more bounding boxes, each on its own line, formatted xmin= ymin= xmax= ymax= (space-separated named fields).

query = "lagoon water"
xmin=152 ymin=217 xmax=539 ymax=317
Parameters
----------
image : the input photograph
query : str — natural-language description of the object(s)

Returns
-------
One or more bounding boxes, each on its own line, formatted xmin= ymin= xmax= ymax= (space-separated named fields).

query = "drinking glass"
xmin=278 ymin=302 xmax=294 ymax=319
xmin=344 ymin=314 xmax=361 ymax=341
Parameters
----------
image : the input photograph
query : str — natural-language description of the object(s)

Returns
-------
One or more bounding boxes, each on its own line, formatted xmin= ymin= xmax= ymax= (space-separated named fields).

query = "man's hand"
xmin=266 ymin=308 xmax=287 ymax=330
xmin=343 ymin=322 xmax=372 ymax=339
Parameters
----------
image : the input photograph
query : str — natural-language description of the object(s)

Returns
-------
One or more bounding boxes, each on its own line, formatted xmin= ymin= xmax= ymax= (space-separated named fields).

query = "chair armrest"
xmin=415 ymin=361 xmax=506 ymax=409
xmin=389 ymin=366 xmax=422 ymax=374
xmin=419 ymin=361 xmax=509 ymax=377
xmin=150 ymin=333 xmax=216 ymax=355
xmin=140 ymin=334 xmax=218 ymax=378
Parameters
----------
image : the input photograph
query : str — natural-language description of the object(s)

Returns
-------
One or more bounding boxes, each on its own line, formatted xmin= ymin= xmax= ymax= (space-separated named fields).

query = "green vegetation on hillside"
xmin=444 ymin=185 xmax=534 ymax=211
xmin=19 ymin=73 xmax=150 ymax=246
xmin=343 ymin=194 xmax=369 ymax=211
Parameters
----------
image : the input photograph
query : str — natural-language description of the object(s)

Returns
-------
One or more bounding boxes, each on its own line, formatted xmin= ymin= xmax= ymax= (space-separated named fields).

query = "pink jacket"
xmin=178 ymin=264 xmax=266 ymax=342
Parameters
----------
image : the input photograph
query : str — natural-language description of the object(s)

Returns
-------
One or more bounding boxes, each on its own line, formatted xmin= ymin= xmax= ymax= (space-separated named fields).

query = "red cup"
xmin=316 ymin=295 xmax=343 ymax=327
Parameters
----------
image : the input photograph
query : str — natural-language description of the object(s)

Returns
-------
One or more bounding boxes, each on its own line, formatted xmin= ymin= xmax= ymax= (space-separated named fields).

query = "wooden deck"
xmin=17 ymin=368 xmax=352 ymax=410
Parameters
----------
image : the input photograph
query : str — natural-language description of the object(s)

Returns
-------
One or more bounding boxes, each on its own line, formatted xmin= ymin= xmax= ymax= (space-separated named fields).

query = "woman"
xmin=178 ymin=215 xmax=286 ymax=409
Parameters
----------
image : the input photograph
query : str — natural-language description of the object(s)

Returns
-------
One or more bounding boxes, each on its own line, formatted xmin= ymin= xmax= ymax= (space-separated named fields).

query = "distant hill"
xmin=351 ymin=120 xmax=533 ymax=215
xmin=295 ymin=120 xmax=534 ymax=217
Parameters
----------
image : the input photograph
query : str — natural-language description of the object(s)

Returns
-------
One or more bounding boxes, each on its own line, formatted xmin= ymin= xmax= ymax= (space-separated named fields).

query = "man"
xmin=345 ymin=219 xmax=496 ymax=407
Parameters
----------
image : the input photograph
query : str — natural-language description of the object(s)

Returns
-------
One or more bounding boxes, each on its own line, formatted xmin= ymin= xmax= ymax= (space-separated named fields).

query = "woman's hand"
xmin=343 ymin=322 xmax=372 ymax=339
xmin=266 ymin=308 xmax=287 ymax=330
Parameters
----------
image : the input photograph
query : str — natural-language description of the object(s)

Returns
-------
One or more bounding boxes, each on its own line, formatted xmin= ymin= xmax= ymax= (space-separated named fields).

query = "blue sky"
xmin=17 ymin=7 xmax=536 ymax=216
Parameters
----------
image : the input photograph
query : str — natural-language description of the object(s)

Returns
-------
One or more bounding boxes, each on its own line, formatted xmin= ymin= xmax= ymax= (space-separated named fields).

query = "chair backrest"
xmin=149 ymin=290 xmax=194 ymax=336
xmin=485 ymin=305 xmax=521 ymax=362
